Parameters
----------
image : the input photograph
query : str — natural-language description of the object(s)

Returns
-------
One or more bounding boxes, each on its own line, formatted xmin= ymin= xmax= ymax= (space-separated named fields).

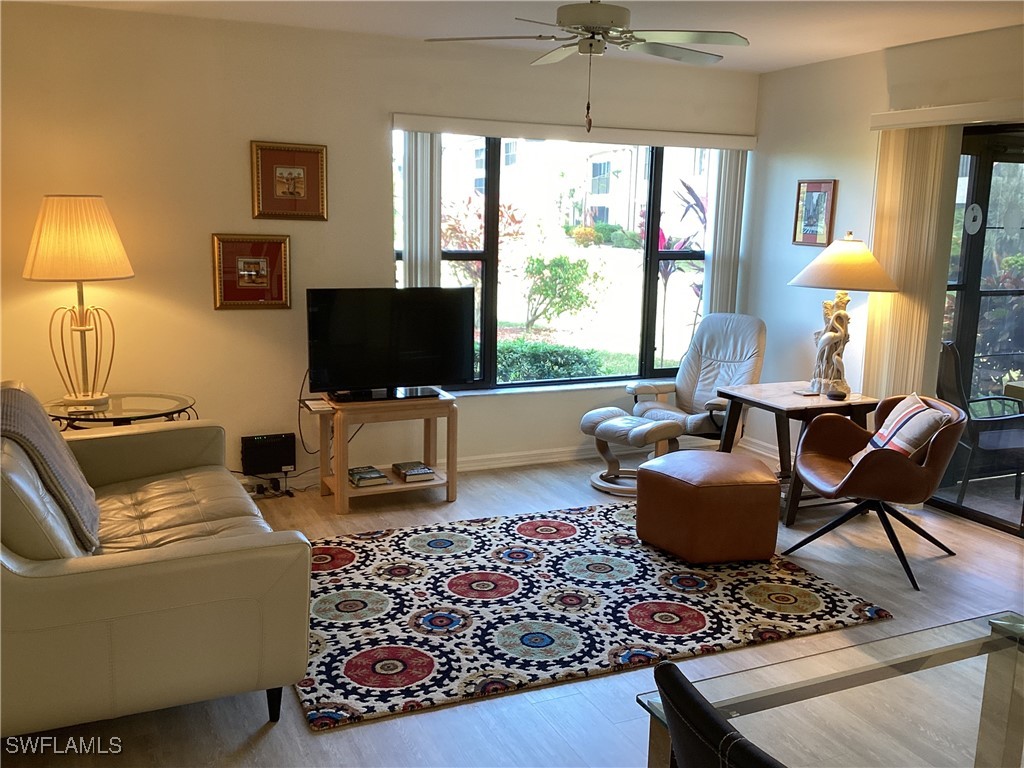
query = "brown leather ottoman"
xmin=636 ymin=451 xmax=780 ymax=563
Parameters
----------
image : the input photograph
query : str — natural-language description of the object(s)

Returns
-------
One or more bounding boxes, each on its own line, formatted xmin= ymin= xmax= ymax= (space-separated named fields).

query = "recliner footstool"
xmin=580 ymin=407 xmax=685 ymax=496
xmin=636 ymin=451 xmax=780 ymax=563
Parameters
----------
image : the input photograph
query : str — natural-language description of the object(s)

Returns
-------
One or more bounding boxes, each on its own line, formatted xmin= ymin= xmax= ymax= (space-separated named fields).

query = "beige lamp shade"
xmin=788 ymin=232 xmax=898 ymax=292
xmin=23 ymin=195 xmax=134 ymax=282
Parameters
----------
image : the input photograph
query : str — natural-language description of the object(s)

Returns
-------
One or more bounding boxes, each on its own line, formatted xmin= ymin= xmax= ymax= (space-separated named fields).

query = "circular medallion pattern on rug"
xmin=446 ymin=570 xmax=521 ymax=600
xmin=627 ymin=601 xmax=707 ymax=635
xmin=560 ymin=553 xmax=637 ymax=583
xmin=742 ymin=582 xmax=824 ymax=614
xmin=342 ymin=645 xmax=437 ymax=689
xmin=660 ymin=570 xmax=718 ymax=594
xmin=460 ymin=669 xmax=529 ymax=697
xmin=539 ymin=586 xmax=603 ymax=614
xmin=404 ymin=531 xmax=476 ymax=556
xmin=492 ymin=620 xmax=582 ymax=661
xmin=608 ymin=643 xmax=663 ymax=667
xmin=373 ymin=559 xmax=428 ymax=583
xmin=409 ymin=607 xmax=473 ymax=636
xmin=515 ymin=519 xmax=578 ymax=540
xmin=311 ymin=545 xmax=357 ymax=572
xmin=312 ymin=589 xmax=392 ymax=623
xmin=492 ymin=545 xmax=544 ymax=565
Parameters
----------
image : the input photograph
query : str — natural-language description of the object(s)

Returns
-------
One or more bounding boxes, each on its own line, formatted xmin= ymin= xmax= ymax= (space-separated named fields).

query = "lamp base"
xmin=809 ymin=377 xmax=851 ymax=396
xmin=62 ymin=393 xmax=110 ymax=408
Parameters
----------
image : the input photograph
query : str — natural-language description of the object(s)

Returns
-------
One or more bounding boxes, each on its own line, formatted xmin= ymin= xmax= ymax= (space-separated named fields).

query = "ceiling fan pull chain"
xmin=585 ymin=53 xmax=593 ymax=133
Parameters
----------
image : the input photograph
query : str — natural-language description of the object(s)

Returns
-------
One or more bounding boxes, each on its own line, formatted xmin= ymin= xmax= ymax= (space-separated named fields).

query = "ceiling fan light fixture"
xmin=557 ymin=2 xmax=631 ymax=32
xmin=579 ymin=38 xmax=606 ymax=55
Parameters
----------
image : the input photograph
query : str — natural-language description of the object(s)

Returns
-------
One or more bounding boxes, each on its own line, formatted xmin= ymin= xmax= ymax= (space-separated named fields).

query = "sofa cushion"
xmin=95 ymin=465 xmax=272 ymax=554
xmin=0 ymin=383 xmax=100 ymax=552
xmin=1 ymin=439 xmax=89 ymax=560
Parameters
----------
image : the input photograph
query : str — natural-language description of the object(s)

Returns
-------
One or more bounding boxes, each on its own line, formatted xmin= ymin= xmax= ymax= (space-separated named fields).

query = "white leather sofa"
xmin=1 ymin=381 xmax=311 ymax=736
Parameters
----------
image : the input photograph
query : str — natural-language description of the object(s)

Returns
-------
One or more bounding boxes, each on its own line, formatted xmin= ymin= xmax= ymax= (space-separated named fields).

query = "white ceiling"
xmin=73 ymin=0 xmax=1023 ymax=72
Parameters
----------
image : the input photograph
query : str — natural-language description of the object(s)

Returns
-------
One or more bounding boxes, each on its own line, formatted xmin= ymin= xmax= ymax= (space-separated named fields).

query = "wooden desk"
xmin=317 ymin=391 xmax=458 ymax=515
xmin=717 ymin=381 xmax=879 ymax=525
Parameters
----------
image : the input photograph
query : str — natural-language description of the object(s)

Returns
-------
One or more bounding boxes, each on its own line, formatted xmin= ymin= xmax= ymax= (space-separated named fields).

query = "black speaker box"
xmin=241 ymin=433 xmax=296 ymax=476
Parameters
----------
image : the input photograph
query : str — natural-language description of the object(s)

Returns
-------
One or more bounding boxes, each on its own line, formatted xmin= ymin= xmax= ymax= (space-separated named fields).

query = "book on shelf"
xmin=391 ymin=460 xmax=436 ymax=482
xmin=348 ymin=465 xmax=389 ymax=487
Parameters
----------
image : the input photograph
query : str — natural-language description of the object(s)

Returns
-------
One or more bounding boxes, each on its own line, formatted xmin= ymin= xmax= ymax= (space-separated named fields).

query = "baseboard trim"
xmin=458 ymin=436 xmax=727 ymax=472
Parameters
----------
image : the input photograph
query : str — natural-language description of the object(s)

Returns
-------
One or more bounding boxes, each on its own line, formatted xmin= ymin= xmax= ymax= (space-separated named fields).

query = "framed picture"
xmin=212 ymin=234 xmax=290 ymax=309
xmin=793 ymin=179 xmax=837 ymax=246
xmin=251 ymin=140 xmax=327 ymax=220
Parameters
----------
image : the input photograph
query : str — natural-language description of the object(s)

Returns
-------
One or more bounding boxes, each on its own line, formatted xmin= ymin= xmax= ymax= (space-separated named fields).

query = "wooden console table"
xmin=317 ymin=391 xmax=458 ymax=515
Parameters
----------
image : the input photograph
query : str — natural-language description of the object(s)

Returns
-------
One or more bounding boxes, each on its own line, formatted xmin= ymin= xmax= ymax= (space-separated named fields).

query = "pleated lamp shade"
xmin=789 ymin=233 xmax=898 ymax=292
xmin=23 ymin=195 xmax=134 ymax=282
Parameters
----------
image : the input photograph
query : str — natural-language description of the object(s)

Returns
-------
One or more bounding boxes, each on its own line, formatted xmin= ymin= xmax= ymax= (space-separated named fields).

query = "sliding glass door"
xmin=933 ymin=124 xmax=1024 ymax=535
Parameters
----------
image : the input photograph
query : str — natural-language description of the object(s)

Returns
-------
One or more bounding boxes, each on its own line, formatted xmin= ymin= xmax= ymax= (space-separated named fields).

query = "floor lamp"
xmin=22 ymin=195 xmax=134 ymax=408
xmin=789 ymin=231 xmax=898 ymax=396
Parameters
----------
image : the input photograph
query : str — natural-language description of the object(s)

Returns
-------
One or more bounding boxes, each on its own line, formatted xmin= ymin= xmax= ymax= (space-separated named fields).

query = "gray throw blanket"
xmin=1 ymin=384 xmax=100 ymax=552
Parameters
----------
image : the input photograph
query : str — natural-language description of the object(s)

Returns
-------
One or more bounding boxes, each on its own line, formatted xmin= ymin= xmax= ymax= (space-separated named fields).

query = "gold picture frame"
xmin=251 ymin=140 xmax=327 ymax=220
xmin=212 ymin=233 xmax=291 ymax=309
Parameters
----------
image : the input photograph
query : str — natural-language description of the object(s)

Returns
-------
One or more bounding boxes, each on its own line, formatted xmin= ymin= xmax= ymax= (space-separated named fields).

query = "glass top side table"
xmin=45 ymin=392 xmax=196 ymax=429
xmin=637 ymin=611 xmax=1023 ymax=768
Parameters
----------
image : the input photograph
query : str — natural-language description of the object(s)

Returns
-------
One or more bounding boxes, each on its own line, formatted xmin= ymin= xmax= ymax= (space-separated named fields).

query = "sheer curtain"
xmin=862 ymin=125 xmax=962 ymax=397
xmin=401 ymin=131 xmax=442 ymax=288
xmin=706 ymin=149 xmax=748 ymax=314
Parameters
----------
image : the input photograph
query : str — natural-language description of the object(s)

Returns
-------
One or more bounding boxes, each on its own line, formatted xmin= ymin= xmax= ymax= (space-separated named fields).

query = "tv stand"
xmin=317 ymin=389 xmax=457 ymax=515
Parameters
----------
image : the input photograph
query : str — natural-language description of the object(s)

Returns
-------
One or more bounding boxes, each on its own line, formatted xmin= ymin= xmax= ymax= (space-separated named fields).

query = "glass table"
xmin=45 ymin=392 xmax=196 ymax=429
xmin=637 ymin=612 xmax=1023 ymax=768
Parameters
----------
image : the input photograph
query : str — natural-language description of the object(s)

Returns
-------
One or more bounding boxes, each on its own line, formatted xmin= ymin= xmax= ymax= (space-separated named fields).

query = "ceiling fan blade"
xmin=630 ymin=30 xmax=749 ymax=47
xmin=514 ymin=16 xmax=567 ymax=30
xmin=426 ymin=34 xmax=571 ymax=43
xmin=531 ymin=43 xmax=579 ymax=66
xmin=629 ymin=42 xmax=723 ymax=66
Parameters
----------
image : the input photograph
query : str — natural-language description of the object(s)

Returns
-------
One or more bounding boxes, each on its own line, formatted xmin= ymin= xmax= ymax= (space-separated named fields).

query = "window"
xmin=591 ymin=161 xmax=610 ymax=195
xmin=503 ymin=140 xmax=517 ymax=166
xmin=394 ymin=132 xmax=720 ymax=389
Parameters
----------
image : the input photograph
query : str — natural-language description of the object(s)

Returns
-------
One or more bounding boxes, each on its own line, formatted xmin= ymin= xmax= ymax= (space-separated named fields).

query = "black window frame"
xmin=397 ymin=137 xmax=706 ymax=390
xmin=945 ymin=125 xmax=1024 ymax=397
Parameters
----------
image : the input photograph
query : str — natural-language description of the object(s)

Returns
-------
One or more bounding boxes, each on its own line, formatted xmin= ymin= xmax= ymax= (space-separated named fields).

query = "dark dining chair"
xmin=936 ymin=340 xmax=1024 ymax=511
xmin=653 ymin=662 xmax=787 ymax=768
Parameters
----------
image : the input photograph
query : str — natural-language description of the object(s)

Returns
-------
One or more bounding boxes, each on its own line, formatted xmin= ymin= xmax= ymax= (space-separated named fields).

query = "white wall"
xmin=739 ymin=51 xmax=889 ymax=460
xmin=0 ymin=3 xmax=758 ymax=477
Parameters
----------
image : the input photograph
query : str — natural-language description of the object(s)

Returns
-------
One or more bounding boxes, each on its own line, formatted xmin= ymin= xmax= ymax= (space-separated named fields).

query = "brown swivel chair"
xmin=781 ymin=395 xmax=966 ymax=590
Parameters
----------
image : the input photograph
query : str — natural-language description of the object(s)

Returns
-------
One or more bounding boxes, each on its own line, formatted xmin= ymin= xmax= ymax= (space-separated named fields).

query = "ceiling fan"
xmin=425 ymin=0 xmax=749 ymax=67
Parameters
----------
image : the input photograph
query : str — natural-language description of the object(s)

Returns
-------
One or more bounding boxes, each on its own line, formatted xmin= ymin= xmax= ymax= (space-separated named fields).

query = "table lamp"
xmin=23 ymin=195 xmax=134 ymax=408
xmin=788 ymin=231 xmax=898 ymax=396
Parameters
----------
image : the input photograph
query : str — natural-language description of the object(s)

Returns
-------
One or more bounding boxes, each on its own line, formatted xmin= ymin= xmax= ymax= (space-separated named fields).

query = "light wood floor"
xmin=5 ymin=459 xmax=1023 ymax=768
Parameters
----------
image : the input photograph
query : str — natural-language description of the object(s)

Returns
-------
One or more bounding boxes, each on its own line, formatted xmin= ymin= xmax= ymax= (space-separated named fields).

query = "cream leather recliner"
xmin=580 ymin=313 xmax=766 ymax=495
xmin=1 ymin=381 xmax=311 ymax=736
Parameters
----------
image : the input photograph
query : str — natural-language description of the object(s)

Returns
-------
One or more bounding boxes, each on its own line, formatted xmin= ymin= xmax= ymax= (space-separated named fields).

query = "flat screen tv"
xmin=307 ymin=287 xmax=475 ymax=400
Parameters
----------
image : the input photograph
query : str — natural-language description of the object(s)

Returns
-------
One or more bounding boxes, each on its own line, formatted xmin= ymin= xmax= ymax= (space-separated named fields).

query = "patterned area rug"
xmin=297 ymin=502 xmax=891 ymax=731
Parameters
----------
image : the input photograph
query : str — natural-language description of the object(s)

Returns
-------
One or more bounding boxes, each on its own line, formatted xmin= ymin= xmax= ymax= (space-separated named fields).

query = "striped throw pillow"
xmin=851 ymin=393 xmax=950 ymax=465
